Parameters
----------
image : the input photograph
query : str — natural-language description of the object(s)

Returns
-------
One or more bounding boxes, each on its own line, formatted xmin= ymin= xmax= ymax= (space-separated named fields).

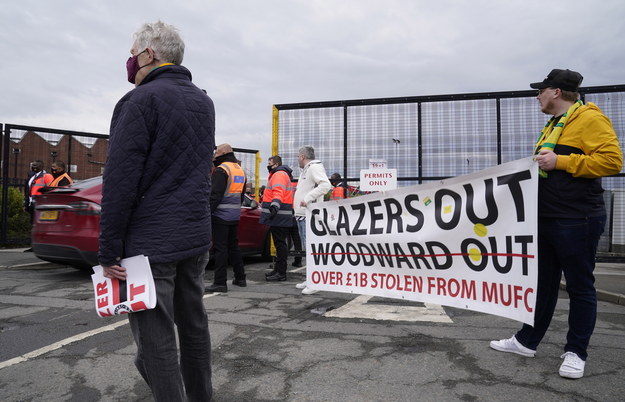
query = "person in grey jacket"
xmin=98 ymin=21 xmax=214 ymax=401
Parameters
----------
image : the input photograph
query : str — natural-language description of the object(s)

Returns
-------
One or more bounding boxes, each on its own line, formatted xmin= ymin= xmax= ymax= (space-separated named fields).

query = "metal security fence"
xmin=1 ymin=124 xmax=109 ymax=245
xmin=273 ymin=85 xmax=625 ymax=253
xmin=2 ymin=124 xmax=109 ymax=184
xmin=1 ymin=123 xmax=261 ymax=245
xmin=230 ymin=148 xmax=262 ymax=200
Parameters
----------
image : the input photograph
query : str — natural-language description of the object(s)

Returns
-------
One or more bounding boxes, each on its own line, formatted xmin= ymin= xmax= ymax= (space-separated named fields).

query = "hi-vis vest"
xmin=214 ymin=162 xmax=245 ymax=222
xmin=49 ymin=172 xmax=73 ymax=187
xmin=260 ymin=168 xmax=294 ymax=227
xmin=331 ymin=186 xmax=345 ymax=200
xmin=30 ymin=172 xmax=53 ymax=196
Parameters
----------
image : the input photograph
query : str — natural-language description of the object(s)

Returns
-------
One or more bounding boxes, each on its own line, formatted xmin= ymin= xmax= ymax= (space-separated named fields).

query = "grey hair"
xmin=132 ymin=21 xmax=185 ymax=64
xmin=298 ymin=145 xmax=315 ymax=160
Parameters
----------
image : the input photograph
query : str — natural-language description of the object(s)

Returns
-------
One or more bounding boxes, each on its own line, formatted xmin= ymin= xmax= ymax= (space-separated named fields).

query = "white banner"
xmin=91 ymin=255 xmax=156 ymax=317
xmin=306 ymin=157 xmax=538 ymax=324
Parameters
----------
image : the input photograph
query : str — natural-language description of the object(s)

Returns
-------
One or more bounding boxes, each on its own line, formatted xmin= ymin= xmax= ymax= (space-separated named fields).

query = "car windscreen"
xmin=70 ymin=176 xmax=103 ymax=189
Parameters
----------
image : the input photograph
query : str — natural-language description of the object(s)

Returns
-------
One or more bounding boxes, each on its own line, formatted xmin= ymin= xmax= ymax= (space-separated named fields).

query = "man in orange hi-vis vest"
xmin=206 ymin=144 xmax=247 ymax=293
xmin=329 ymin=172 xmax=346 ymax=201
xmin=261 ymin=155 xmax=294 ymax=282
xmin=24 ymin=160 xmax=53 ymax=222
xmin=49 ymin=161 xmax=74 ymax=187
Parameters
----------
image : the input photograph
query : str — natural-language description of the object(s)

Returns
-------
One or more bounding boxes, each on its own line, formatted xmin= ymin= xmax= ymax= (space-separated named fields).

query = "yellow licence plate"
xmin=40 ymin=211 xmax=59 ymax=221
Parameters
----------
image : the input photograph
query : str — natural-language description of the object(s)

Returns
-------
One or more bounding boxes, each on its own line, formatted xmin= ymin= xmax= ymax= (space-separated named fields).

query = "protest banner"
xmin=306 ymin=157 xmax=538 ymax=324
xmin=91 ymin=255 xmax=156 ymax=317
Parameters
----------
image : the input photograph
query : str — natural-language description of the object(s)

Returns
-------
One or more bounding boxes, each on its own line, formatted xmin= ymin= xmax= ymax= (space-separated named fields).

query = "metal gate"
xmin=1 ymin=124 xmax=262 ymax=245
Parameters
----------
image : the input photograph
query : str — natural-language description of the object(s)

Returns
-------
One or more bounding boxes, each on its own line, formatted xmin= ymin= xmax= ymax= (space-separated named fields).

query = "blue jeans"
xmin=516 ymin=216 xmax=605 ymax=360
xmin=296 ymin=217 xmax=307 ymax=252
xmin=128 ymin=251 xmax=212 ymax=401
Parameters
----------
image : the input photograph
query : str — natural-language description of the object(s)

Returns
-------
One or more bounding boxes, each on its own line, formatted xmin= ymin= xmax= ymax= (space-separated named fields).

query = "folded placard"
xmin=91 ymin=255 xmax=156 ymax=317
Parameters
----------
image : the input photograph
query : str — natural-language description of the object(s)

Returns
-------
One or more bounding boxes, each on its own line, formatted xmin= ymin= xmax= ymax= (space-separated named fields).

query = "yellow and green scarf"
xmin=533 ymin=100 xmax=583 ymax=177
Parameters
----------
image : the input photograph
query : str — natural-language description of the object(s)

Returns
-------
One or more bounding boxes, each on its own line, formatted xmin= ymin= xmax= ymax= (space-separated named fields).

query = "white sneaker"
xmin=559 ymin=352 xmax=585 ymax=379
xmin=301 ymin=286 xmax=320 ymax=295
xmin=489 ymin=335 xmax=536 ymax=357
xmin=295 ymin=281 xmax=307 ymax=289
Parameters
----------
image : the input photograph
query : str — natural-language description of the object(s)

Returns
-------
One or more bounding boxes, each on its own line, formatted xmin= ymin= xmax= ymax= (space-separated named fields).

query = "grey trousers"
xmin=128 ymin=251 xmax=212 ymax=402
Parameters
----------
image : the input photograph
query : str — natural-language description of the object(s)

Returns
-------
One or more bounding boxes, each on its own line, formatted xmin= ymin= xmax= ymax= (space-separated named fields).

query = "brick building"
xmin=5 ymin=130 xmax=108 ymax=184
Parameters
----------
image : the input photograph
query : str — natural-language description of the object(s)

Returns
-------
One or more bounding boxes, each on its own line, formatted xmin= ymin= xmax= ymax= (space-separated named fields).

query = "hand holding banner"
xmin=91 ymin=255 xmax=156 ymax=317
xmin=306 ymin=157 xmax=538 ymax=324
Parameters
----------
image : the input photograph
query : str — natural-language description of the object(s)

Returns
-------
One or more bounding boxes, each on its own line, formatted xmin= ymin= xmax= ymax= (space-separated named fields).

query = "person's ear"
xmin=145 ymin=48 xmax=156 ymax=63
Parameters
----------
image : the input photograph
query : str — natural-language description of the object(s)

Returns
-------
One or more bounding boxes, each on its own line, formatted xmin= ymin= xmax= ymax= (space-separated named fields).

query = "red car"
xmin=32 ymin=176 xmax=271 ymax=268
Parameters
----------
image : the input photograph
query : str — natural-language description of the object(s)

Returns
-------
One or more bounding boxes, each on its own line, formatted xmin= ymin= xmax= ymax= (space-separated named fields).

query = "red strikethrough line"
xmin=310 ymin=252 xmax=535 ymax=259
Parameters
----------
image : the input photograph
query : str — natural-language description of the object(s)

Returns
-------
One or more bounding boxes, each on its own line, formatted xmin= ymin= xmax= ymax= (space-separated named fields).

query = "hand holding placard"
xmin=91 ymin=255 xmax=156 ymax=317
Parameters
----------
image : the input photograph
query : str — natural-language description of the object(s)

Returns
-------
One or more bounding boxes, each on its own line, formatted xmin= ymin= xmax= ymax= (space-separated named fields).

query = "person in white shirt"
xmin=293 ymin=145 xmax=332 ymax=295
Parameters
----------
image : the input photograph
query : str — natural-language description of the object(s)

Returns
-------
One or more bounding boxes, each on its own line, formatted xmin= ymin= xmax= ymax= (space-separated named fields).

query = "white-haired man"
xmin=293 ymin=145 xmax=332 ymax=295
xmin=98 ymin=21 xmax=214 ymax=400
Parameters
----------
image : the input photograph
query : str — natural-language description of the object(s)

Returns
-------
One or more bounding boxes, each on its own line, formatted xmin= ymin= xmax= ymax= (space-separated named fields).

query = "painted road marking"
xmin=0 ymin=293 xmax=220 ymax=369
xmin=0 ymin=320 xmax=127 ymax=370
xmin=324 ymin=294 xmax=453 ymax=323
xmin=292 ymin=265 xmax=454 ymax=322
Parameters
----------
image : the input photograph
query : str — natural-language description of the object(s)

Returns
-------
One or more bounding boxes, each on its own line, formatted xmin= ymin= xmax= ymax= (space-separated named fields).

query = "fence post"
xmin=1 ymin=124 xmax=10 ymax=244
xmin=343 ymin=105 xmax=348 ymax=188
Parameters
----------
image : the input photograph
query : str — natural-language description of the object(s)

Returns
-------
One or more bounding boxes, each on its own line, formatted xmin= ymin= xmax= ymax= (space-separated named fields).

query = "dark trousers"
xmin=516 ymin=216 xmax=605 ymax=360
xmin=129 ymin=251 xmax=212 ymax=401
xmin=271 ymin=226 xmax=289 ymax=275
xmin=212 ymin=221 xmax=245 ymax=285
xmin=27 ymin=203 xmax=35 ymax=224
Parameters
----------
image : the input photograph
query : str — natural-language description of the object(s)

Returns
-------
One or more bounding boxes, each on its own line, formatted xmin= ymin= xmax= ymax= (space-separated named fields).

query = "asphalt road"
xmin=1 ymin=253 xmax=624 ymax=401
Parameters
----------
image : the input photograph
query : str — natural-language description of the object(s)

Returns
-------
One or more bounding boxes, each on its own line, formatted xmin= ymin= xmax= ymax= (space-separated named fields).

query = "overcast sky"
xmin=1 ymin=0 xmax=623 ymax=162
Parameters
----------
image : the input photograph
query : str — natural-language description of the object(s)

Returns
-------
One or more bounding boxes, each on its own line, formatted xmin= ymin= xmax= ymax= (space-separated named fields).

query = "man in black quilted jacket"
xmin=98 ymin=21 xmax=214 ymax=401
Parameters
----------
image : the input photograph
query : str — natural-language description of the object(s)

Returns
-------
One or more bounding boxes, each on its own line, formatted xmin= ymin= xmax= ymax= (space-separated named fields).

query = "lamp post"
xmin=392 ymin=138 xmax=400 ymax=170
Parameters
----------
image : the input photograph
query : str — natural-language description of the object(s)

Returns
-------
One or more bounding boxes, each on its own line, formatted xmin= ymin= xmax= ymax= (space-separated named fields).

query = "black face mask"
xmin=267 ymin=165 xmax=274 ymax=173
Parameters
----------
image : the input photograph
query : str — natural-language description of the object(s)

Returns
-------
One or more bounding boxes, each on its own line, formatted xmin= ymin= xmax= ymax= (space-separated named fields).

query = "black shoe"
xmin=265 ymin=273 xmax=287 ymax=282
xmin=265 ymin=270 xmax=278 ymax=278
xmin=292 ymin=260 xmax=303 ymax=268
xmin=205 ymin=284 xmax=228 ymax=293
xmin=232 ymin=278 xmax=247 ymax=287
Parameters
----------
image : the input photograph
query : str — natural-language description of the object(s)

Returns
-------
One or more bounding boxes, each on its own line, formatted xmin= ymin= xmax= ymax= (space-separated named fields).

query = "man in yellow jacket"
xmin=490 ymin=69 xmax=623 ymax=379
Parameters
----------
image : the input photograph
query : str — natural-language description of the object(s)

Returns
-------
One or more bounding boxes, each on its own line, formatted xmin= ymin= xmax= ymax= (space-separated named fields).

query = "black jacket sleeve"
xmin=209 ymin=167 xmax=229 ymax=213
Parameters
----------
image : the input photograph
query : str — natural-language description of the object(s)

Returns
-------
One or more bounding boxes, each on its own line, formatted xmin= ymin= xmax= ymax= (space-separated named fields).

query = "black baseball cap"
xmin=530 ymin=69 xmax=583 ymax=92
